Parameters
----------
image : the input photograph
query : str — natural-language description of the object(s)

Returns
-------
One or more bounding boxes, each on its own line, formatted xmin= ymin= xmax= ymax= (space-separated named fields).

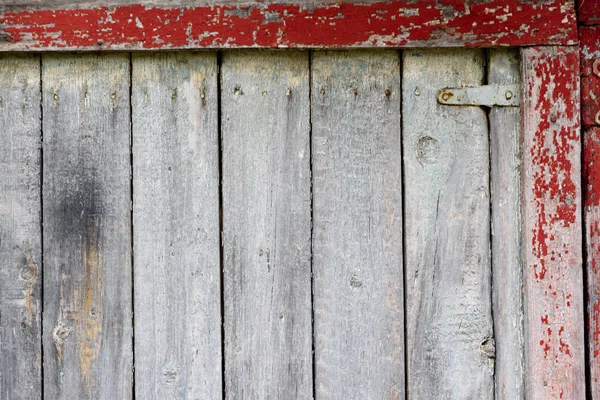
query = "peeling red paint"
xmin=522 ymin=46 xmax=584 ymax=400
xmin=582 ymin=25 xmax=600 ymax=400
xmin=0 ymin=0 xmax=577 ymax=50
xmin=577 ymin=0 xmax=600 ymax=25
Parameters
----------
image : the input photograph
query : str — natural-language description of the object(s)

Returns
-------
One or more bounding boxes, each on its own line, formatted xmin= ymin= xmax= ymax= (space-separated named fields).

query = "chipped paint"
xmin=577 ymin=0 xmax=600 ymax=25
xmin=522 ymin=46 xmax=584 ymax=399
xmin=0 ymin=0 xmax=577 ymax=51
xmin=581 ymin=24 xmax=600 ymax=400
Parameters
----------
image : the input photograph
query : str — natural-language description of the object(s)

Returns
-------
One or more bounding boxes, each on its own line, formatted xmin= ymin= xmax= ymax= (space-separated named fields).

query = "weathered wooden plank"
xmin=221 ymin=51 xmax=312 ymax=399
xmin=488 ymin=48 xmax=525 ymax=400
xmin=521 ymin=46 xmax=585 ymax=400
xmin=132 ymin=52 xmax=221 ymax=399
xmin=403 ymin=48 xmax=493 ymax=399
xmin=577 ymin=0 xmax=600 ymax=25
xmin=42 ymin=53 xmax=132 ymax=399
xmin=0 ymin=54 xmax=41 ymax=400
xmin=0 ymin=1 xmax=577 ymax=51
xmin=581 ymin=26 xmax=600 ymax=399
xmin=312 ymin=50 xmax=403 ymax=399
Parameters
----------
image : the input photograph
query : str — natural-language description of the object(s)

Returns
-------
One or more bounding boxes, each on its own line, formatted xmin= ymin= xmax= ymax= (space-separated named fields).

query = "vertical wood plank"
xmin=581 ymin=25 xmax=600 ymax=399
xmin=42 ymin=53 xmax=132 ymax=399
xmin=132 ymin=52 xmax=221 ymax=399
xmin=521 ymin=46 xmax=585 ymax=399
xmin=0 ymin=55 xmax=41 ymax=400
xmin=403 ymin=49 xmax=493 ymax=399
xmin=312 ymin=51 xmax=404 ymax=399
xmin=222 ymin=51 xmax=312 ymax=399
xmin=488 ymin=48 xmax=525 ymax=400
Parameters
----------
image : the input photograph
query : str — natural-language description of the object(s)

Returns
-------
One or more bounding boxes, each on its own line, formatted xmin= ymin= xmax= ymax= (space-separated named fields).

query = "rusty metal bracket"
xmin=437 ymin=84 xmax=520 ymax=107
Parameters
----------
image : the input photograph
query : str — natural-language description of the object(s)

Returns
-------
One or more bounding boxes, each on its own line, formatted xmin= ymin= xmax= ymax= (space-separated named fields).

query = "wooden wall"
xmin=0 ymin=49 xmax=533 ymax=399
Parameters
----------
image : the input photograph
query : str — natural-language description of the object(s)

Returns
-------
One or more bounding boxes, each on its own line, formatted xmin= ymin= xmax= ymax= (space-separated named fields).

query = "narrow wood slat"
xmin=403 ymin=48 xmax=493 ymax=399
xmin=521 ymin=46 xmax=585 ymax=399
xmin=312 ymin=50 xmax=404 ymax=399
xmin=132 ymin=52 xmax=221 ymax=399
xmin=488 ymin=48 xmax=525 ymax=400
xmin=221 ymin=51 xmax=312 ymax=399
xmin=42 ymin=54 xmax=132 ymax=399
xmin=0 ymin=54 xmax=41 ymax=400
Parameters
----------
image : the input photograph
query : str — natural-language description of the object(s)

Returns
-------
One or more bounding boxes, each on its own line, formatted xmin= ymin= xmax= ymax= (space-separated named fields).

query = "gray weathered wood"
xmin=403 ymin=49 xmax=493 ymax=399
xmin=132 ymin=52 xmax=222 ymax=399
xmin=312 ymin=50 xmax=404 ymax=399
xmin=0 ymin=55 xmax=41 ymax=400
xmin=221 ymin=51 xmax=312 ymax=399
xmin=42 ymin=53 xmax=132 ymax=399
xmin=489 ymin=48 xmax=524 ymax=400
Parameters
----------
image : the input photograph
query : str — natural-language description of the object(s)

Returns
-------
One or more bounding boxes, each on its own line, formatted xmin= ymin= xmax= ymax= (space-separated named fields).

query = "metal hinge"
xmin=437 ymin=84 xmax=520 ymax=107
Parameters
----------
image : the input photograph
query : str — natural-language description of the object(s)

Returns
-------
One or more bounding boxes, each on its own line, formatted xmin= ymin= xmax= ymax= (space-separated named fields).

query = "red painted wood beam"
xmin=581 ymin=25 xmax=600 ymax=398
xmin=522 ymin=45 xmax=585 ymax=399
xmin=0 ymin=0 xmax=577 ymax=51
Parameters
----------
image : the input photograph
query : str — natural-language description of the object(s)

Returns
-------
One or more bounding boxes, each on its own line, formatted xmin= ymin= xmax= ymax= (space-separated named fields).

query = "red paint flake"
xmin=0 ymin=0 xmax=577 ymax=50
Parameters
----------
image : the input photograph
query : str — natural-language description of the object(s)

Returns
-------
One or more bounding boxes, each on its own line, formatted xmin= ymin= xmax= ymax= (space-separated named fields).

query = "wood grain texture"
xmin=0 ymin=54 xmax=41 ymax=400
xmin=521 ymin=46 xmax=585 ymax=400
xmin=581 ymin=26 xmax=600 ymax=398
xmin=132 ymin=52 xmax=221 ymax=399
xmin=221 ymin=51 xmax=312 ymax=399
xmin=311 ymin=50 xmax=404 ymax=399
xmin=0 ymin=1 xmax=577 ymax=51
xmin=488 ymin=48 xmax=524 ymax=400
xmin=403 ymin=48 xmax=493 ymax=400
xmin=42 ymin=53 xmax=132 ymax=399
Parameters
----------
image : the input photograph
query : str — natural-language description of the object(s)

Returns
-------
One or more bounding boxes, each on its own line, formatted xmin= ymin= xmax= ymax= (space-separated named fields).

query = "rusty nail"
xmin=594 ymin=60 xmax=600 ymax=78
xmin=505 ymin=90 xmax=513 ymax=100
xmin=595 ymin=111 xmax=600 ymax=126
xmin=385 ymin=89 xmax=391 ymax=96
xmin=53 ymin=93 xmax=59 ymax=101
xmin=320 ymin=87 xmax=325 ymax=95
xmin=21 ymin=322 xmax=26 ymax=329
xmin=110 ymin=93 xmax=116 ymax=100
xmin=286 ymin=88 xmax=291 ymax=96
xmin=441 ymin=91 xmax=453 ymax=102
xmin=414 ymin=87 xmax=420 ymax=96
xmin=550 ymin=114 xmax=557 ymax=123
xmin=354 ymin=89 xmax=358 ymax=96
xmin=97 ymin=39 xmax=104 ymax=46
xmin=262 ymin=91 xmax=268 ymax=96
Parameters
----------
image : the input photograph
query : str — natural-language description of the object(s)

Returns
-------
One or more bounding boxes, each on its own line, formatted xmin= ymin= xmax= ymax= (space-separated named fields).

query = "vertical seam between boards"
xmin=39 ymin=52 xmax=45 ymax=400
xmin=308 ymin=49 xmax=316 ymax=400
xmin=129 ymin=52 xmax=136 ymax=400
xmin=217 ymin=50 xmax=226 ymax=400
xmin=399 ymin=48 xmax=409 ymax=400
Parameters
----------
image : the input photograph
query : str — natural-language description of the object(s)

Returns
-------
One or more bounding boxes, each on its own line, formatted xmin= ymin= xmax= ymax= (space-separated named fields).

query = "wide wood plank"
xmin=0 ymin=54 xmax=41 ymax=400
xmin=0 ymin=1 xmax=576 ymax=51
xmin=488 ymin=48 xmax=524 ymax=400
xmin=311 ymin=50 xmax=404 ymax=399
xmin=403 ymin=48 xmax=493 ymax=399
xmin=221 ymin=51 xmax=312 ymax=399
xmin=42 ymin=53 xmax=132 ymax=399
xmin=132 ymin=52 xmax=221 ymax=399
xmin=521 ymin=46 xmax=585 ymax=400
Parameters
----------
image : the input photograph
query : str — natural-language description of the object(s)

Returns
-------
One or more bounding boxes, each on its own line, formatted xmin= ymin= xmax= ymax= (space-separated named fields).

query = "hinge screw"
xmin=505 ymin=90 xmax=513 ymax=100
xmin=594 ymin=60 xmax=600 ymax=78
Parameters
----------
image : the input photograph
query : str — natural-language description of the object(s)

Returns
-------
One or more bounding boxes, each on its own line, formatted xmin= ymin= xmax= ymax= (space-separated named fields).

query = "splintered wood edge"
xmin=0 ymin=0 xmax=577 ymax=51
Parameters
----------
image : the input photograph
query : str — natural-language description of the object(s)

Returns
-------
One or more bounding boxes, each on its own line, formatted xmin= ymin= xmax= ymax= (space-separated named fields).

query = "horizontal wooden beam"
xmin=0 ymin=0 xmax=577 ymax=51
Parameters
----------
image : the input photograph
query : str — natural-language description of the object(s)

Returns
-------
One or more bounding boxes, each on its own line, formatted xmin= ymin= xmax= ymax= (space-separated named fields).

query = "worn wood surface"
xmin=221 ymin=51 xmax=312 ymax=399
xmin=521 ymin=46 xmax=585 ymax=400
xmin=132 ymin=52 xmax=221 ymax=399
xmin=0 ymin=54 xmax=41 ymax=400
xmin=311 ymin=50 xmax=404 ymax=399
xmin=580 ymin=27 xmax=600 ymax=399
xmin=0 ymin=1 xmax=577 ymax=51
xmin=42 ymin=53 xmax=132 ymax=399
xmin=488 ymin=48 xmax=525 ymax=400
xmin=403 ymin=48 xmax=493 ymax=400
